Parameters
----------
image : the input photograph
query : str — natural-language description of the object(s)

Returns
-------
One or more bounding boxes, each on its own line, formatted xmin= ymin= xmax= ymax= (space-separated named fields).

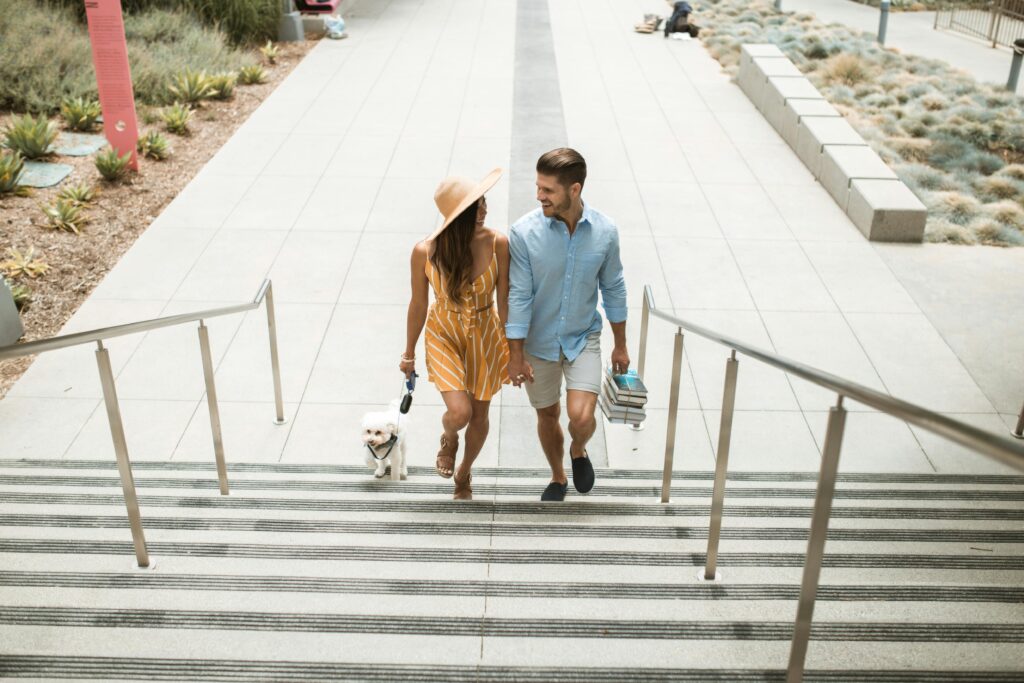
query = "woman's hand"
xmin=399 ymin=357 xmax=416 ymax=377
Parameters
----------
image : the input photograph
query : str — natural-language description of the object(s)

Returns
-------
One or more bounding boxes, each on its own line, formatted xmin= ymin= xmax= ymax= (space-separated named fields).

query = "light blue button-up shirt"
xmin=505 ymin=203 xmax=627 ymax=362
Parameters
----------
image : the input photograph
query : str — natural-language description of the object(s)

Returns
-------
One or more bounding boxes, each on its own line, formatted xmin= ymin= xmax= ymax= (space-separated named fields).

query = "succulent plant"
xmin=137 ymin=130 xmax=171 ymax=160
xmin=167 ymin=69 xmax=214 ymax=106
xmin=1 ymin=246 xmax=49 ymax=279
xmin=2 ymin=114 xmax=58 ymax=159
xmin=238 ymin=64 xmax=267 ymax=85
xmin=4 ymin=277 xmax=30 ymax=311
xmin=260 ymin=40 xmax=279 ymax=65
xmin=208 ymin=72 xmax=237 ymax=101
xmin=41 ymin=198 xmax=89 ymax=234
xmin=0 ymin=149 xmax=26 ymax=195
xmin=161 ymin=102 xmax=193 ymax=135
xmin=57 ymin=181 xmax=98 ymax=205
xmin=94 ymin=148 xmax=133 ymax=182
xmin=60 ymin=96 xmax=102 ymax=132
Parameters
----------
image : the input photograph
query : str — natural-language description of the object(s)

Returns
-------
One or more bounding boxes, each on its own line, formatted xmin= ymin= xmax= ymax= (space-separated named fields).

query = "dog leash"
xmin=367 ymin=372 xmax=418 ymax=462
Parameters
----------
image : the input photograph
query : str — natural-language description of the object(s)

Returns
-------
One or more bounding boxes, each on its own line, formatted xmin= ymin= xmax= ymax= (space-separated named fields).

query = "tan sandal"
xmin=453 ymin=471 xmax=472 ymax=501
xmin=436 ymin=433 xmax=458 ymax=479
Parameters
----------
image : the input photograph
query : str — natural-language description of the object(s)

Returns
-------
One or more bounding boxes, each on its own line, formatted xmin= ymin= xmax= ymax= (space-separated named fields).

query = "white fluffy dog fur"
xmin=361 ymin=400 xmax=408 ymax=481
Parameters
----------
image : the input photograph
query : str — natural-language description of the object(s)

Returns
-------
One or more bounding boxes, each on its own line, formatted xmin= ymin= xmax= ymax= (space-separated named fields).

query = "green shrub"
xmin=167 ymin=69 xmax=214 ymax=106
xmin=60 ymin=96 xmax=102 ymax=131
xmin=2 ymin=114 xmax=58 ymax=159
xmin=42 ymin=198 xmax=89 ymax=233
xmin=57 ymin=181 xmax=98 ymax=205
xmin=238 ymin=64 xmax=267 ymax=86
xmin=161 ymin=102 xmax=192 ymax=135
xmin=822 ymin=54 xmax=872 ymax=87
xmin=0 ymin=150 xmax=25 ymax=195
xmin=94 ymin=148 xmax=133 ymax=182
xmin=137 ymin=130 xmax=171 ymax=160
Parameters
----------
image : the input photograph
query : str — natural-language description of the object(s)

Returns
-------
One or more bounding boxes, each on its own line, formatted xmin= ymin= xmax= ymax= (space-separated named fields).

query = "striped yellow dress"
xmin=424 ymin=246 xmax=509 ymax=401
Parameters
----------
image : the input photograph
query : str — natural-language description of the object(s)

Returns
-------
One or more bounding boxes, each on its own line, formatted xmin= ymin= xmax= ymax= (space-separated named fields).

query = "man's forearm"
xmin=508 ymin=338 xmax=525 ymax=360
xmin=610 ymin=321 xmax=627 ymax=349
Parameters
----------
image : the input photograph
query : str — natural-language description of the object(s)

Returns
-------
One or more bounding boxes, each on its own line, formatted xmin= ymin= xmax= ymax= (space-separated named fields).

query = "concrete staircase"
xmin=0 ymin=458 xmax=1022 ymax=680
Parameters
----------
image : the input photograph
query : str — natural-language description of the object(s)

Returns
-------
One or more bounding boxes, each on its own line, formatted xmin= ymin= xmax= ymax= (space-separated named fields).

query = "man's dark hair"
xmin=536 ymin=148 xmax=587 ymax=189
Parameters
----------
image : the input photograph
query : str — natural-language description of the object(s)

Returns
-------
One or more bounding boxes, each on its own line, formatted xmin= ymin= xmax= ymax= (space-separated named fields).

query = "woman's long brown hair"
xmin=430 ymin=199 xmax=478 ymax=300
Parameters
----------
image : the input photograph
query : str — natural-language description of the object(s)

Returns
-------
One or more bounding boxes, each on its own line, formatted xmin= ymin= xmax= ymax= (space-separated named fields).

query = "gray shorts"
xmin=524 ymin=333 xmax=602 ymax=409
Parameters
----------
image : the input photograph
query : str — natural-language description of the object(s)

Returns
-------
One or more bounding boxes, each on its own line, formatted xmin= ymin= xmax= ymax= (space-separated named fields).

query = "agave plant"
xmin=94 ymin=148 xmax=133 ymax=182
xmin=238 ymin=64 xmax=267 ymax=86
xmin=57 ymin=181 xmax=98 ymax=205
xmin=161 ymin=102 xmax=193 ymax=135
xmin=1 ymin=246 xmax=50 ymax=279
xmin=4 ymin=278 xmax=30 ymax=311
xmin=41 ymin=199 xmax=89 ymax=234
xmin=2 ymin=114 xmax=58 ymax=159
xmin=0 ymin=149 xmax=26 ymax=195
xmin=208 ymin=72 xmax=237 ymax=101
xmin=260 ymin=40 xmax=279 ymax=65
xmin=60 ymin=96 xmax=102 ymax=132
xmin=167 ymin=69 xmax=214 ymax=106
xmin=137 ymin=130 xmax=171 ymax=160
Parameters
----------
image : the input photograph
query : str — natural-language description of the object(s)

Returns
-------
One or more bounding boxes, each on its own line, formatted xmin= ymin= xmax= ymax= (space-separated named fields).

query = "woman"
xmin=400 ymin=168 xmax=510 ymax=501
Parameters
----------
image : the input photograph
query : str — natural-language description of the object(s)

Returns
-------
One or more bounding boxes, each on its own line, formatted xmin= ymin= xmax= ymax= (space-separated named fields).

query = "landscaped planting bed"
xmin=697 ymin=0 xmax=1024 ymax=246
xmin=0 ymin=2 xmax=315 ymax=396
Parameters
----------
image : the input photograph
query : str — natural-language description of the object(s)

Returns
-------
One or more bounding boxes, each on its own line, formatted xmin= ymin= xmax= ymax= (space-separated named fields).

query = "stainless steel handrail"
xmin=634 ymin=284 xmax=1024 ymax=683
xmin=0 ymin=278 xmax=287 ymax=568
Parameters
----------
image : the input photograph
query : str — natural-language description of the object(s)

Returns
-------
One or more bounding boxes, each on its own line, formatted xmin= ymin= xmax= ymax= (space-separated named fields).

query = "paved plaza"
xmin=0 ymin=0 xmax=1021 ymax=477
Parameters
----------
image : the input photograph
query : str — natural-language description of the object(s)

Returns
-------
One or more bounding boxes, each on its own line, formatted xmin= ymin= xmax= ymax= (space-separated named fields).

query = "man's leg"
xmin=566 ymin=389 xmax=598 ymax=459
xmin=535 ymin=402 xmax=566 ymax=484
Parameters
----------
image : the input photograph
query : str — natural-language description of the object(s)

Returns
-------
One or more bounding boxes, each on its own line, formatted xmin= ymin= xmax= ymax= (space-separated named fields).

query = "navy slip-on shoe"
xmin=541 ymin=481 xmax=568 ymax=501
xmin=571 ymin=454 xmax=595 ymax=494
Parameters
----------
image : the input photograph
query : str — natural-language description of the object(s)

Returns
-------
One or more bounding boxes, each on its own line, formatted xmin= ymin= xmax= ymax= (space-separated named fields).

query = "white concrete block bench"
xmin=847 ymin=179 xmax=927 ymax=242
xmin=796 ymin=117 xmax=865 ymax=178
xmin=736 ymin=43 xmax=927 ymax=242
xmin=0 ymin=279 xmax=23 ymax=346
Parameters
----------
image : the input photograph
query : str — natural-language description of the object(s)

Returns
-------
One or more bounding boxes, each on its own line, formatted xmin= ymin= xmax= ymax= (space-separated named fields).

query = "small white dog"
xmin=361 ymin=400 xmax=408 ymax=481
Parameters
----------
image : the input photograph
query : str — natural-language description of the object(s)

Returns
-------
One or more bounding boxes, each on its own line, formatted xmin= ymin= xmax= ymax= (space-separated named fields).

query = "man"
xmin=505 ymin=148 xmax=629 ymax=502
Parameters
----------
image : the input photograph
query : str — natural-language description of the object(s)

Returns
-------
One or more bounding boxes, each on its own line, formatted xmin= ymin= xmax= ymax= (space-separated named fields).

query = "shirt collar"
xmin=545 ymin=201 xmax=592 ymax=229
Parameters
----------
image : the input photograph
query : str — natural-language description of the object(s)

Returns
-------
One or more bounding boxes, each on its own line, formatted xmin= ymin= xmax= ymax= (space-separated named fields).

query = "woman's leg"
xmin=457 ymin=398 xmax=492 ymax=480
xmin=438 ymin=390 xmax=473 ymax=477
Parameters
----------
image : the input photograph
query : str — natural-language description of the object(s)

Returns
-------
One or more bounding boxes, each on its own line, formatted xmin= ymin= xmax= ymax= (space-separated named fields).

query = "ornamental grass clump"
xmin=167 ymin=69 xmax=214 ymax=106
xmin=42 ymin=198 xmax=89 ymax=234
xmin=57 ymin=181 xmax=98 ymax=205
xmin=696 ymin=0 xmax=1024 ymax=245
xmin=208 ymin=72 xmax=237 ymax=100
xmin=94 ymin=148 xmax=133 ymax=182
xmin=60 ymin=96 xmax=102 ymax=131
xmin=2 ymin=114 xmax=58 ymax=159
xmin=260 ymin=40 xmax=279 ymax=64
xmin=238 ymin=64 xmax=267 ymax=85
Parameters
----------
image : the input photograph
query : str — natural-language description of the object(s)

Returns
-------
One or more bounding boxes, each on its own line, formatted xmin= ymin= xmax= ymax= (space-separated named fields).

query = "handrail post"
xmin=1012 ymin=398 xmax=1023 ymax=439
xmin=94 ymin=341 xmax=150 ymax=568
xmin=786 ymin=395 xmax=847 ymax=683
xmin=198 ymin=321 xmax=229 ymax=495
xmin=632 ymin=287 xmax=653 ymax=433
xmin=703 ymin=350 xmax=739 ymax=581
xmin=264 ymin=281 xmax=287 ymax=425
xmin=661 ymin=328 xmax=685 ymax=503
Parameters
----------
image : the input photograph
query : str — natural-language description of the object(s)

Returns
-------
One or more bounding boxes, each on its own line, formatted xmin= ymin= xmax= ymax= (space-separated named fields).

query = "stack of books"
xmin=599 ymin=365 xmax=648 ymax=425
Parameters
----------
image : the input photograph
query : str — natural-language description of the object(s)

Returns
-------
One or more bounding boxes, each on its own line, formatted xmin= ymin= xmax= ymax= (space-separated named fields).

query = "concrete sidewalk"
xmin=0 ymin=0 xmax=1019 ymax=477
xmin=781 ymin=0 xmax=1024 ymax=95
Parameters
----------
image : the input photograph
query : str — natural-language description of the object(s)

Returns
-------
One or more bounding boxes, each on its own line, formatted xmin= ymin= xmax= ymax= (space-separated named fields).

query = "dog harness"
xmin=367 ymin=434 xmax=399 ymax=461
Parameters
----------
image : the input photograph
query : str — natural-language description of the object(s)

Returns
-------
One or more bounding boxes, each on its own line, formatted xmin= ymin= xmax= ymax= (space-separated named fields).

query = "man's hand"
xmin=507 ymin=357 xmax=535 ymax=387
xmin=611 ymin=345 xmax=630 ymax=375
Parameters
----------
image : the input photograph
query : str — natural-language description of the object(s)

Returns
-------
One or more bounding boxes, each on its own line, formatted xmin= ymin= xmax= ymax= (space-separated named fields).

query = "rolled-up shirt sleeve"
xmin=599 ymin=228 xmax=627 ymax=323
xmin=505 ymin=225 xmax=533 ymax=339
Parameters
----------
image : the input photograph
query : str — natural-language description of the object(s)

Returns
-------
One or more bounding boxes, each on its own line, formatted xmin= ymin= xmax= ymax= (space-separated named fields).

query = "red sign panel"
xmin=84 ymin=0 xmax=140 ymax=170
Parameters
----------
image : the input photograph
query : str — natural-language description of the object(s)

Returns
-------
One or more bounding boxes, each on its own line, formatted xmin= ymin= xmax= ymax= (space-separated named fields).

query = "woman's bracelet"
xmin=401 ymin=354 xmax=415 ymax=362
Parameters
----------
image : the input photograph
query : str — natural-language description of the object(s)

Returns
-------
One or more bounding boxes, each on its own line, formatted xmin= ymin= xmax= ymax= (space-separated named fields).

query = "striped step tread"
xmin=4 ymin=459 xmax=1022 ymax=485
xmin=1 ymin=539 xmax=1019 ymax=569
xmin=0 ymin=656 xmax=1020 ymax=682
xmin=3 ymin=513 xmax=1022 ymax=543
xmin=3 ymin=491 xmax=1022 ymax=520
xmin=2 ymin=606 xmax=1023 ymax=641
xmin=3 ymin=474 xmax=1023 ymax=501
xmin=1 ymin=571 xmax=1020 ymax=603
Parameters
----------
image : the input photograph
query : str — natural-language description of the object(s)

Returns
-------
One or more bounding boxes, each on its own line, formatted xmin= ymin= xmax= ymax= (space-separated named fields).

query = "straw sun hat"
xmin=429 ymin=168 xmax=502 ymax=240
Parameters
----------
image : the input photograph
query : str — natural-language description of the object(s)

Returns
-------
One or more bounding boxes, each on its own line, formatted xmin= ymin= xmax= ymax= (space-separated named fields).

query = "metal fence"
xmin=935 ymin=0 xmax=1024 ymax=48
